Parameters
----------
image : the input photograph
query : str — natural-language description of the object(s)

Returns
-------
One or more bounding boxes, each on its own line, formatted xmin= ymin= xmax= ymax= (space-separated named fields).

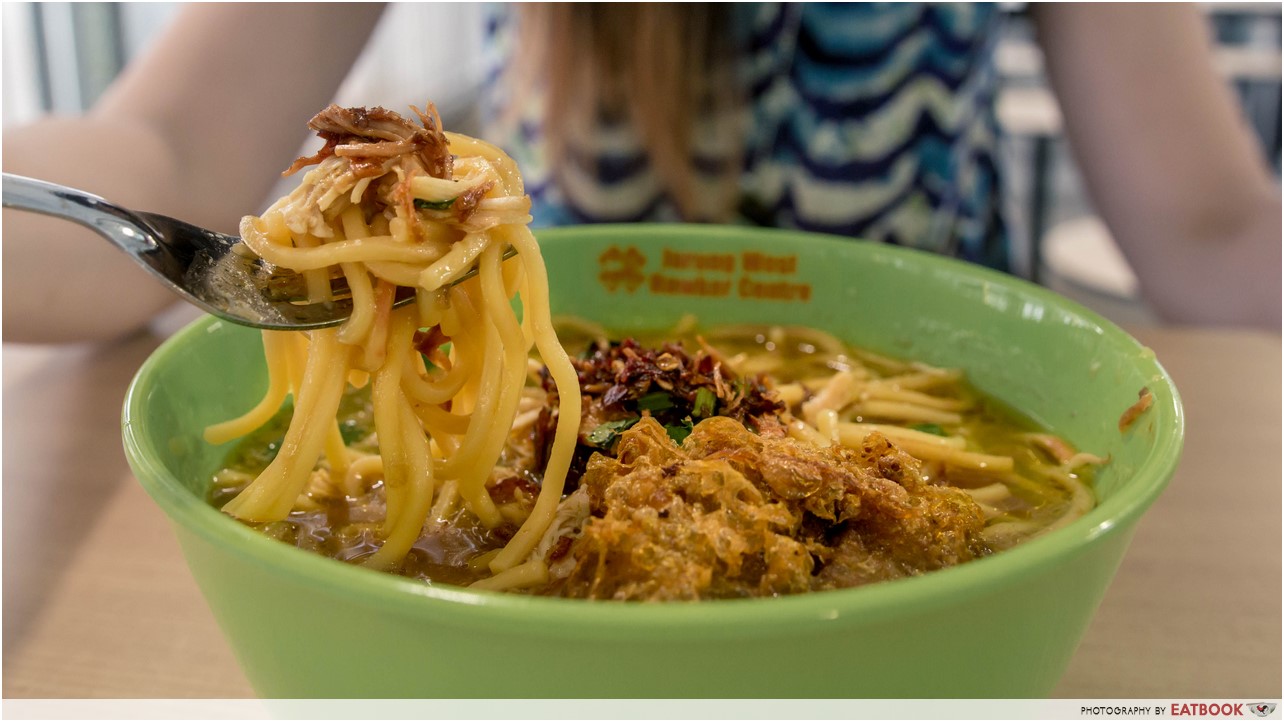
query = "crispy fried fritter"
xmin=557 ymin=417 xmax=989 ymax=600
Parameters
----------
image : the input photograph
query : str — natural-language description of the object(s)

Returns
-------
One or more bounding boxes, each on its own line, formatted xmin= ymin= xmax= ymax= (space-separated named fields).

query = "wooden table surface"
xmin=3 ymin=322 xmax=1280 ymax=699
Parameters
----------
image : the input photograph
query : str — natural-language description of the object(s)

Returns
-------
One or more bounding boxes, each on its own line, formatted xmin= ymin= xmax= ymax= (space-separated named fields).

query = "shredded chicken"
xmin=284 ymin=103 xmax=452 ymax=180
xmin=1118 ymin=386 xmax=1154 ymax=433
xmin=274 ymin=103 xmax=454 ymax=238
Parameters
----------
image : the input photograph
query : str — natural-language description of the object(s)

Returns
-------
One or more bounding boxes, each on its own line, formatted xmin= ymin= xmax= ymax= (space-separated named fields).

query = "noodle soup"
xmin=127 ymin=220 xmax=1181 ymax=696
xmin=210 ymin=320 xmax=1100 ymax=599
xmin=199 ymin=102 xmax=1105 ymax=603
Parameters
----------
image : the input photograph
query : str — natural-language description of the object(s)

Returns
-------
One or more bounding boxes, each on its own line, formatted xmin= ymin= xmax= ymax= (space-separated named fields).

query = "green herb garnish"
xmin=636 ymin=391 xmax=675 ymax=412
xmin=587 ymin=417 xmax=639 ymax=448
xmin=911 ymin=423 xmax=947 ymax=436
xmin=692 ymin=387 xmax=717 ymax=418
xmin=414 ymin=197 xmax=457 ymax=211
xmin=665 ymin=418 xmax=694 ymax=445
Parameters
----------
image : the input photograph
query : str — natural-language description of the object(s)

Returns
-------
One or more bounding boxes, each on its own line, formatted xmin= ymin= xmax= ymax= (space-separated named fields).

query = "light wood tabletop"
xmin=3 ymin=322 xmax=1280 ymax=699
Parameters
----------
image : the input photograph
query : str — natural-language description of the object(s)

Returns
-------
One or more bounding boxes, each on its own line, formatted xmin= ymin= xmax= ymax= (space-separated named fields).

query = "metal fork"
xmin=2 ymin=173 xmax=502 ymax=330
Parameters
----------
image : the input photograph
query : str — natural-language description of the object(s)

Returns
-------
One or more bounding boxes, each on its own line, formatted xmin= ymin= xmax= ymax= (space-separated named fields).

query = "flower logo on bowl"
xmin=598 ymin=245 xmax=647 ymax=293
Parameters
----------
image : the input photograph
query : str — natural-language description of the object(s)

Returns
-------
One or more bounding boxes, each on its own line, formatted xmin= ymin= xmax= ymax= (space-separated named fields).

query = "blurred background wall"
xmin=3 ymin=2 xmax=1279 ymax=327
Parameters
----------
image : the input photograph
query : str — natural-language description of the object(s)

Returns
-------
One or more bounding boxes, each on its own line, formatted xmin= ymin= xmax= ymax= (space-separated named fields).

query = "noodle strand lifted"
xmin=206 ymin=103 xmax=579 ymax=582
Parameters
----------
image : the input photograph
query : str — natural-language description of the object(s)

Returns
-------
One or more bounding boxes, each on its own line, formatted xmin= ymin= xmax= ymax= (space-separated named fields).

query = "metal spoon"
xmin=2 ymin=173 xmax=503 ymax=330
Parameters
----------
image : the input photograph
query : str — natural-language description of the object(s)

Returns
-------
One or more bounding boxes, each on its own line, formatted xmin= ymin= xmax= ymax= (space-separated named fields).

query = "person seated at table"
xmin=3 ymin=3 xmax=1278 ymax=343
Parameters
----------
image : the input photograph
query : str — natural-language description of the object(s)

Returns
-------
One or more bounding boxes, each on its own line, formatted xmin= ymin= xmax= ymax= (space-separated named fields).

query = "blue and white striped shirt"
xmin=483 ymin=3 xmax=1010 ymax=271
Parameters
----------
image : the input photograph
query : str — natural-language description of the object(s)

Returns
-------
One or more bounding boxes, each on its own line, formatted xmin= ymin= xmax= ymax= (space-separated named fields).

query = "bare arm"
xmin=1033 ymin=3 xmax=1280 ymax=330
xmin=3 ymin=3 xmax=385 ymax=343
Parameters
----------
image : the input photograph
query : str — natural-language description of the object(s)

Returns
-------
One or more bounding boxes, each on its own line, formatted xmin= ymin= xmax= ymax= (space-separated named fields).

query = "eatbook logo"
xmin=598 ymin=245 xmax=647 ymax=293
xmin=1250 ymin=703 xmax=1277 ymax=717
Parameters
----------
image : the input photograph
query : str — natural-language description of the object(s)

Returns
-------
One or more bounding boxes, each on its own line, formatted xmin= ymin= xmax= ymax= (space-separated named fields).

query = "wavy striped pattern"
xmin=482 ymin=3 xmax=1010 ymax=271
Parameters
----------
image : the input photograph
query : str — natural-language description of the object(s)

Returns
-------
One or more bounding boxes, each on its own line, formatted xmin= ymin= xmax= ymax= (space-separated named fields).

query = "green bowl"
xmin=123 ymin=224 xmax=1183 ymax=698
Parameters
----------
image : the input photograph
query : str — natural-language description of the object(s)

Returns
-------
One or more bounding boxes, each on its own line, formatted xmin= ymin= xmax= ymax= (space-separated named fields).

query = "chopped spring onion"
xmin=692 ymin=387 xmax=717 ymax=418
xmin=910 ymin=422 xmax=947 ymax=436
xmin=636 ymin=391 xmax=675 ymax=412
xmin=414 ymin=197 xmax=456 ymax=211
xmin=665 ymin=418 xmax=694 ymax=445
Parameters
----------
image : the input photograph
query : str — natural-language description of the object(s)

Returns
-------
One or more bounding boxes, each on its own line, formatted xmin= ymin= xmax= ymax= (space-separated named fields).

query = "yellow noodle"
xmin=221 ymin=329 xmax=350 ymax=521
xmin=736 ymin=354 xmax=784 ymax=376
xmin=801 ymin=371 xmax=860 ymax=421
xmin=837 ymin=423 xmax=1013 ymax=472
xmin=859 ymin=385 xmax=971 ymax=411
xmin=470 ymin=559 xmax=550 ymax=592
xmin=344 ymin=454 xmax=384 ymax=493
xmin=241 ymin=218 xmax=445 ymax=269
xmin=1030 ymin=465 xmax=1096 ymax=534
xmin=445 ymin=131 xmax=524 ymax=195
xmin=402 ymin=302 xmax=479 ymax=406
xmin=847 ymin=347 xmax=916 ymax=375
xmin=370 ymin=309 xmax=417 ymax=536
xmin=364 ymin=260 xmax=426 ymax=287
xmin=208 ymin=110 xmax=579 ymax=577
xmin=774 ymin=382 xmax=806 ymax=407
xmin=846 ymin=400 xmax=963 ymax=425
xmin=429 ymin=479 xmax=460 ymax=527
xmin=788 ymin=419 xmax=832 ymax=447
xmin=411 ymin=399 xmax=471 ymax=436
xmin=874 ymin=369 xmax=965 ymax=392
xmin=839 ymin=422 xmax=968 ymax=449
xmin=434 ymin=302 xmax=503 ymax=477
xmin=511 ymin=408 xmax=543 ymax=433
xmin=962 ymin=483 xmax=1013 ymax=505
xmin=364 ymin=396 xmax=435 ymax=570
xmin=668 ymin=313 xmax=700 ymax=337
xmin=289 ymin=231 xmax=334 ymax=303
xmin=816 ymin=409 xmax=840 ymax=447
xmin=467 ymin=548 xmax=502 ymax=572
xmin=281 ymin=332 xmax=309 ymax=398
xmin=489 ymin=226 xmax=581 ymax=573
xmin=337 ymin=262 xmax=376 ymax=346
xmin=981 ymin=520 xmax=1042 ymax=545
xmin=203 ymin=331 xmax=292 ymax=445
xmin=322 ymin=419 xmax=352 ymax=492
xmin=466 ymin=243 xmax=531 ymax=465
xmin=417 ymin=232 xmax=490 ymax=291
xmin=347 ymin=368 xmax=370 ymax=389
